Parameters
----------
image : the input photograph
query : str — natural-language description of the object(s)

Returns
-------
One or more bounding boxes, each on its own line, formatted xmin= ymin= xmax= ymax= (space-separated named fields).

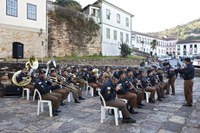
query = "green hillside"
xmin=151 ymin=18 xmax=200 ymax=41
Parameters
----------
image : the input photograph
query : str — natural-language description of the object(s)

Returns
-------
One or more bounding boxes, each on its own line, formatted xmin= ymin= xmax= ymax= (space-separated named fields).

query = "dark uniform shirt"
xmin=35 ymin=78 xmax=52 ymax=95
xmin=148 ymin=75 xmax=156 ymax=86
xmin=137 ymin=75 xmax=148 ymax=88
xmin=179 ymin=63 xmax=195 ymax=80
xmin=166 ymin=66 xmax=176 ymax=78
xmin=87 ymin=73 xmax=97 ymax=83
xmin=101 ymin=78 xmax=116 ymax=101
xmin=116 ymin=78 xmax=129 ymax=94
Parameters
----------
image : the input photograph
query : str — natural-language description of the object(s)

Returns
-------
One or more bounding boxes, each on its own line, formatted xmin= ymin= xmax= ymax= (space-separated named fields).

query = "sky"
xmin=75 ymin=0 xmax=200 ymax=33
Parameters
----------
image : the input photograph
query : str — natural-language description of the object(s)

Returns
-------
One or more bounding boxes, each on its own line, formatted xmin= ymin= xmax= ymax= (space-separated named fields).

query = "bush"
xmin=119 ymin=43 xmax=132 ymax=57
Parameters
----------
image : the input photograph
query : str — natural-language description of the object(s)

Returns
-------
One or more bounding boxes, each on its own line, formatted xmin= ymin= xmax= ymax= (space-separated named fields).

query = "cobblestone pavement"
xmin=0 ymin=78 xmax=200 ymax=133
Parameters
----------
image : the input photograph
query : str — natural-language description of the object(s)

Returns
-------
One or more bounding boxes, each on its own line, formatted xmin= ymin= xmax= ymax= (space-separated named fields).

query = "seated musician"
xmin=87 ymin=68 xmax=102 ymax=97
xmin=16 ymin=68 xmax=35 ymax=95
xmin=49 ymin=69 xmax=70 ymax=105
xmin=137 ymin=70 xmax=156 ymax=103
xmin=147 ymin=69 xmax=162 ymax=101
xmin=155 ymin=68 xmax=167 ymax=98
xmin=101 ymin=73 xmax=136 ymax=123
xmin=1 ymin=70 xmax=11 ymax=86
xmin=165 ymin=63 xmax=176 ymax=95
xmin=102 ymin=66 xmax=112 ymax=82
xmin=126 ymin=69 xmax=144 ymax=108
xmin=116 ymin=71 xmax=138 ymax=114
xmin=35 ymin=69 xmax=62 ymax=116
xmin=61 ymin=70 xmax=85 ymax=102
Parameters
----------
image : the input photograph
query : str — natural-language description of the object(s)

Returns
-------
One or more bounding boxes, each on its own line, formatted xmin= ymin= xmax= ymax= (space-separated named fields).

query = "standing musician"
xmin=35 ymin=69 xmax=62 ymax=116
xmin=49 ymin=69 xmax=70 ymax=105
xmin=137 ymin=70 xmax=156 ymax=103
xmin=101 ymin=73 xmax=136 ymax=123
xmin=165 ymin=62 xmax=176 ymax=95
xmin=178 ymin=58 xmax=195 ymax=107
xmin=116 ymin=71 xmax=138 ymax=114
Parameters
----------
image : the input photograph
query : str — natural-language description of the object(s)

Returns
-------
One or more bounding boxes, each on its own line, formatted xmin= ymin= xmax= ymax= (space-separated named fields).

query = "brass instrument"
xmin=45 ymin=58 xmax=56 ymax=76
xmin=12 ymin=56 xmax=39 ymax=86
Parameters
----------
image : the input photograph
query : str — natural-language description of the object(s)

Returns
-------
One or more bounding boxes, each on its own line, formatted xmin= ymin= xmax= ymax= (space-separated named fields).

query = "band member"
xmin=49 ymin=69 xmax=70 ymax=105
xmin=138 ymin=70 xmax=156 ymax=103
xmin=61 ymin=70 xmax=85 ymax=101
xmin=116 ymin=71 xmax=138 ymax=114
xmin=155 ymin=68 xmax=167 ymax=98
xmin=179 ymin=58 xmax=195 ymax=107
xmin=147 ymin=69 xmax=162 ymax=101
xmin=126 ymin=69 xmax=144 ymax=108
xmin=165 ymin=63 xmax=176 ymax=95
xmin=35 ymin=69 xmax=62 ymax=116
xmin=101 ymin=73 xmax=136 ymax=123
xmin=102 ymin=66 xmax=112 ymax=81
xmin=88 ymin=68 xmax=102 ymax=96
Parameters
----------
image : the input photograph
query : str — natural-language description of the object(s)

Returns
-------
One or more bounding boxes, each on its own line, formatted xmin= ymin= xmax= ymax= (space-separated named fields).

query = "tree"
xmin=150 ymin=39 xmax=158 ymax=56
xmin=119 ymin=43 xmax=132 ymax=57
xmin=55 ymin=0 xmax=82 ymax=11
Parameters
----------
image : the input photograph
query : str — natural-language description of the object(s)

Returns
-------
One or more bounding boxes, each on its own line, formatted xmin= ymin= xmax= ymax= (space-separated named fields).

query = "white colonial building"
xmin=82 ymin=0 xmax=133 ymax=56
xmin=132 ymin=31 xmax=178 ymax=57
xmin=176 ymin=40 xmax=200 ymax=57
xmin=0 ymin=0 xmax=47 ymax=58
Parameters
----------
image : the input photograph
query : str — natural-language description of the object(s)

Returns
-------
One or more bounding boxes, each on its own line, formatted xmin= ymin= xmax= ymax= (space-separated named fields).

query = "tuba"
xmin=12 ymin=56 xmax=39 ymax=86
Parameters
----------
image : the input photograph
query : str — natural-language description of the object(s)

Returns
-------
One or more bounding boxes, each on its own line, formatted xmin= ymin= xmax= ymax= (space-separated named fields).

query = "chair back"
xmin=34 ymin=89 xmax=42 ymax=100
xmin=97 ymin=89 xmax=106 ymax=107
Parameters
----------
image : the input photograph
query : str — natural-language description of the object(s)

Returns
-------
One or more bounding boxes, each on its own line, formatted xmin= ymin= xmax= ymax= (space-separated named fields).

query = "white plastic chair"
xmin=144 ymin=91 xmax=150 ymax=103
xmin=22 ymin=88 xmax=30 ymax=100
xmin=116 ymin=95 xmax=128 ymax=104
xmin=97 ymin=89 xmax=122 ymax=126
xmin=33 ymin=89 xmax=53 ymax=117
xmin=85 ymin=82 xmax=94 ymax=96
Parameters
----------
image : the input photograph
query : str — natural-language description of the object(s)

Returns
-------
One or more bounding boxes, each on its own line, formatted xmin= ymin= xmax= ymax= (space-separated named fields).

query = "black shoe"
xmin=137 ymin=105 xmax=142 ymax=109
xmin=60 ymin=101 xmax=65 ymax=106
xmin=79 ymin=96 xmax=85 ymax=100
xmin=157 ymin=98 xmax=162 ymax=101
xmin=139 ymin=103 xmax=145 ymax=106
xmin=129 ymin=108 xmax=138 ymax=114
xmin=75 ymin=98 xmax=81 ymax=103
xmin=165 ymin=92 xmax=169 ymax=95
xmin=149 ymin=99 xmax=155 ymax=103
xmin=53 ymin=112 xmax=59 ymax=116
xmin=171 ymin=93 xmax=175 ymax=95
xmin=122 ymin=118 xmax=136 ymax=123
xmin=55 ymin=110 xmax=61 ymax=113
xmin=161 ymin=96 xmax=166 ymax=98
xmin=182 ymin=104 xmax=192 ymax=107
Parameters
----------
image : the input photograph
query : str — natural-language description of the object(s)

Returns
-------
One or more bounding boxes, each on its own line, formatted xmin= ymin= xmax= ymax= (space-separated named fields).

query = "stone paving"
xmin=0 ymin=78 xmax=200 ymax=133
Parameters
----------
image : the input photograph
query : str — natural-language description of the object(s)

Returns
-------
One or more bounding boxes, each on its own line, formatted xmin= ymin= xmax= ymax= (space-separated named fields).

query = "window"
xmin=114 ymin=30 xmax=117 ymax=40
xmin=126 ymin=34 xmax=129 ymax=43
xmin=120 ymin=32 xmax=123 ymax=42
xmin=126 ymin=17 xmax=129 ymax=27
xmin=6 ymin=0 xmax=17 ymax=17
xmin=106 ymin=9 xmax=111 ymax=20
xmin=106 ymin=28 xmax=110 ymax=39
xmin=117 ymin=14 xmax=120 ymax=23
xmin=27 ymin=3 xmax=37 ymax=20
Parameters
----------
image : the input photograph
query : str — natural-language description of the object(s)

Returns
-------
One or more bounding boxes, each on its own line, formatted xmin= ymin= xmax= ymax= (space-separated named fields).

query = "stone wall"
xmin=0 ymin=24 xmax=47 ymax=58
xmin=48 ymin=18 xmax=101 ymax=57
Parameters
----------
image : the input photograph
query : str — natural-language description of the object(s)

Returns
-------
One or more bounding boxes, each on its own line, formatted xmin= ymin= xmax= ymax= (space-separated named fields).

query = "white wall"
xmin=177 ymin=42 xmax=200 ymax=57
xmin=101 ymin=2 xmax=132 ymax=56
xmin=0 ymin=0 xmax=46 ymax=31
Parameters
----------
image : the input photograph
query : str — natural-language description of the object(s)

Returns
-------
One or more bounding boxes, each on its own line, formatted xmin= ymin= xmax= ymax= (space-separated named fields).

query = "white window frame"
xmin=27 ymin=3 xmax=37 ymax=20
xmin=126 ymin=34 xmax=129 ymax=43
xmin=120 ymin=32 xmax=123 ymax=42
xmin=106 ymin=28 xmax=110 ymax=39
xmin=126 ymin=17 xmax=129 ymax=27
xmin=117 ymin=14 xmax=120 ymax=24
xmin=106 ymin=9 xmax=111 ymax=20
xmin=114 ymin=30 xmax=117 ymax=41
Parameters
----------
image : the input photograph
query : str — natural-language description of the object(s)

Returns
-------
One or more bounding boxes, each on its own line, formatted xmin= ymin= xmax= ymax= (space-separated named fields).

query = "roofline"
xmin=177 ymin=40 xmax=200 ymax=44
xmin=93 ymin=0 xmax=134 ymax=17
xmin=132 ymin=31 xmax=178 ymax=41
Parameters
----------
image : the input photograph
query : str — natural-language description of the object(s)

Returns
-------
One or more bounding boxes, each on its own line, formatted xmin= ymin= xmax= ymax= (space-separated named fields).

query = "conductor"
xmin=179 ymin=58 xmax=195 ymax=107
